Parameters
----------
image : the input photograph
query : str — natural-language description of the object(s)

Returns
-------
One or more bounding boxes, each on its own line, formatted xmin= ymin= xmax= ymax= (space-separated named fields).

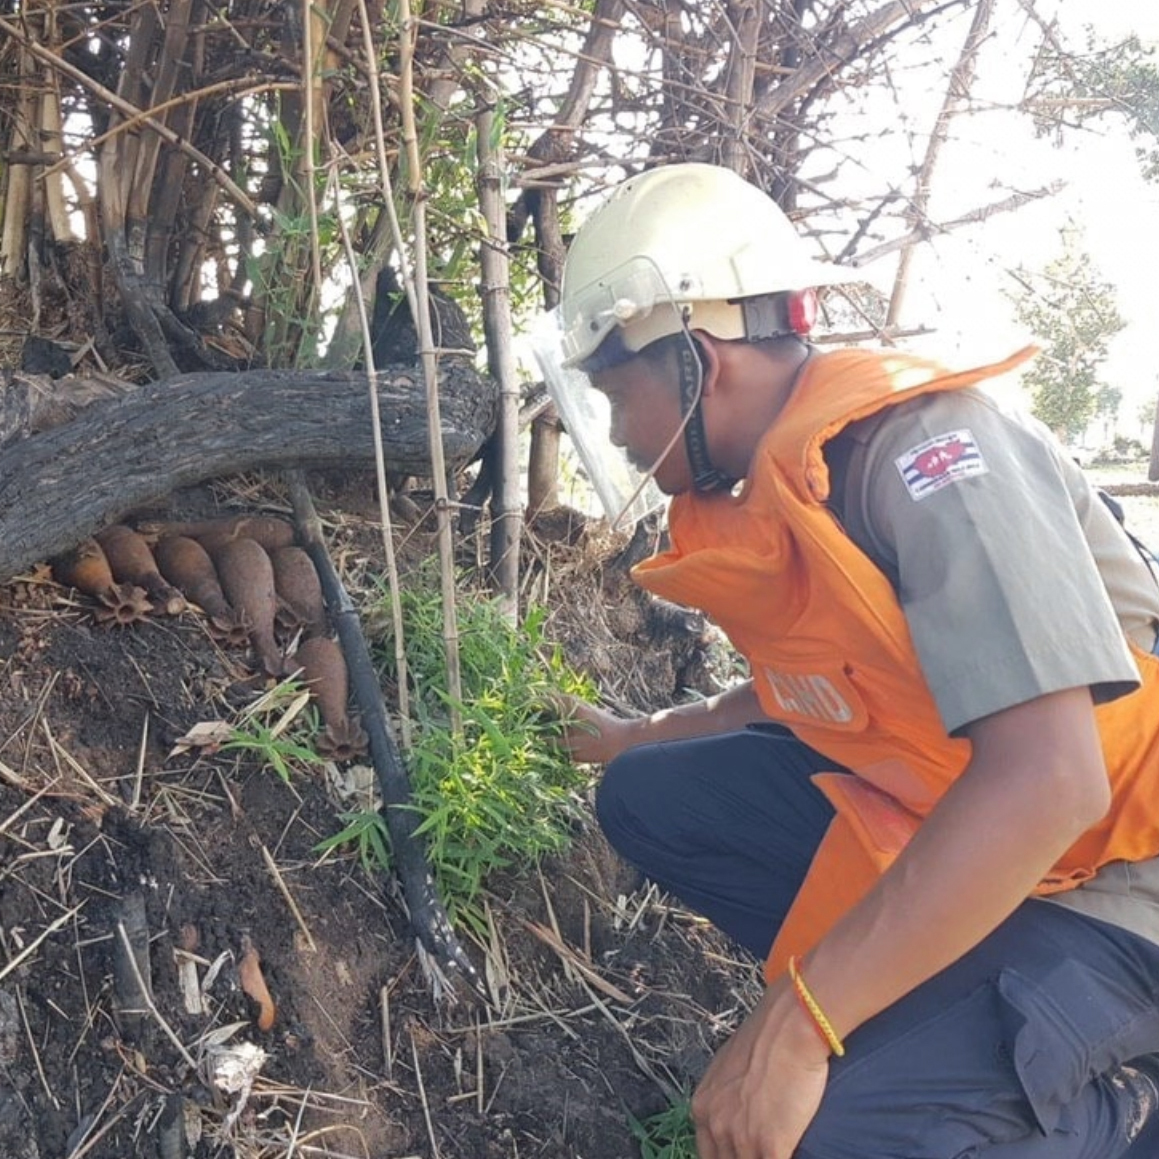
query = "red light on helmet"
xmin=789 ymin=288 xmax=818 ymax=335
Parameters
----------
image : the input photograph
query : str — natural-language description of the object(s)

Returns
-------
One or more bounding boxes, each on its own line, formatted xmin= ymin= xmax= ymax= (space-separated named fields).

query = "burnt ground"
xmin=0 ymin=473 xmax=756 ymax=1159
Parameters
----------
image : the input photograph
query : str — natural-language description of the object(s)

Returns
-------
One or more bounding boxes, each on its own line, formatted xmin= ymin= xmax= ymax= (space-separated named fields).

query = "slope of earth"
xmin=0 ymin=475 xmax=752 ymax=1159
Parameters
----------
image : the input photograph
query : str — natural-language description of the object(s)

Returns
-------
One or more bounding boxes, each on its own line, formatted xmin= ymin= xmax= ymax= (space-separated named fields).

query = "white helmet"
xmin=559 ymin=163 xmax=852 ymax=369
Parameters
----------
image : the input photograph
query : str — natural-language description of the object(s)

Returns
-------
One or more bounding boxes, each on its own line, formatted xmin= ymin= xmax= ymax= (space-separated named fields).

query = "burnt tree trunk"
xmin=0 ymin=362 xmax=497 ymax=582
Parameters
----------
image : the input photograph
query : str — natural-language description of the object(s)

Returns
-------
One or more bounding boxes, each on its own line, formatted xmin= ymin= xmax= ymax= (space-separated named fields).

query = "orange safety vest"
xmin=632 ymin=346 xmax=1159 ymax=981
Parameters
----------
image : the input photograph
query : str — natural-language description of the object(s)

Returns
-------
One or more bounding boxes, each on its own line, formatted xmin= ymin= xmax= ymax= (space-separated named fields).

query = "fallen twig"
xmin=410 ymin=1028 xmax=442 ymax=1159
xmin=521 ymin=918 xmax=635 ymax=1006
xmin=114 ymin=922 xmax=199 ymax=1071
xmin=0 ymin=902 xmax=85 ymax=985
xmin=260 ymin=843 xmax=318 ymax=953
xmin=16 ymin=985 xmax=59 ymax=1109
xmin=380 ymin=984 xmax=394 ymax=1081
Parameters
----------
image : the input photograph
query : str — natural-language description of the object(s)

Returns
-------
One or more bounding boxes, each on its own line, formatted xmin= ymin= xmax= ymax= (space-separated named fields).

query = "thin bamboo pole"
xmin=327 ymin=150 xmax=412 ymax=749
xmin=395 ymin=0 xmax=463 ymax=731
xmin=474 ymin=101 xmax=522 ymax=620
xmin=0 ymin=43 xmax=35 ymax=277
xmin=302 ymin=0 xmax=325 ymax=310
xmin=349 ymin=0 xmax=432 ymax=743
xmin=37 ymin=7 xmax=74 ymax=245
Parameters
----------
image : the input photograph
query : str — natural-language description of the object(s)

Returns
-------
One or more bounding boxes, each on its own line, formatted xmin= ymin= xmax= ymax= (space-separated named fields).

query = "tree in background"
xmin=2 ymin=0 xmax=1158 ymax=598
xmin=1138 ymin=392 xmax=1159 ymax=442
xmin=1007 ymin=225 xmax=1126 ymax=445
xmin=3 ymin=1 xmax=1141 ymax=379
xmin=1094 ymin=385 xmax=1123 ymax=444
xmin=1025 ymin=31 xmax=1159 ymax=182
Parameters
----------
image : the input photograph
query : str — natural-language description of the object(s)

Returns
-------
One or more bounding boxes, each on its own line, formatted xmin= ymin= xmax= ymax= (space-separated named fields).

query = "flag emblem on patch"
xmin=895 ymin=428 xmax=988 ymax=500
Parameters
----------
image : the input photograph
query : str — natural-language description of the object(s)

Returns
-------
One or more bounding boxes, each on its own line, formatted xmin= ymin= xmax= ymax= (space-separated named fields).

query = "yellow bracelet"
xmin=788 ymin=956 xmax=846 ymax=1058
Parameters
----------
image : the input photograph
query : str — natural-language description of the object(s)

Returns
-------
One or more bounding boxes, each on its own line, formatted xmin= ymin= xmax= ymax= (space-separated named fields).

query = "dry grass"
xmin=0 ymin=476 xmax=749 ymax=1158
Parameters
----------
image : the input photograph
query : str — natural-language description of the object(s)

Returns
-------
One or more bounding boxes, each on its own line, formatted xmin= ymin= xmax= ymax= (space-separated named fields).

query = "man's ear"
xmin=689 ymin=330 xmax=723 ymax=395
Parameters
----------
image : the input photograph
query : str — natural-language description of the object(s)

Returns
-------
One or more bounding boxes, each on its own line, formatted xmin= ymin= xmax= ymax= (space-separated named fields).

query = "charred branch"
xmin=0 ymin=362 xmax=499 ymax=583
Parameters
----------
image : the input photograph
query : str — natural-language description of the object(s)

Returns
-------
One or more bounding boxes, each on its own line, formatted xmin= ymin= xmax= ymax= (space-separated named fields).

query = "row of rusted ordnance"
xmin=51 ymin=515 xmax=368 ymax=761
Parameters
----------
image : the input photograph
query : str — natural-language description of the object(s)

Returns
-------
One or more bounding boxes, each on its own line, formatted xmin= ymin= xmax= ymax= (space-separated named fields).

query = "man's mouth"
xmin=627 ymin=449 xmax=659 ymax=475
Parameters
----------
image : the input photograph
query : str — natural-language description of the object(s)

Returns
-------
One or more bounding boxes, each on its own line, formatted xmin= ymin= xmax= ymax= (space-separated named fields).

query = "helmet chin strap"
xmin=676 ymin=338 xmax=736 ymax=493
xmin=677 ymin=327 xmax=815 ymax=494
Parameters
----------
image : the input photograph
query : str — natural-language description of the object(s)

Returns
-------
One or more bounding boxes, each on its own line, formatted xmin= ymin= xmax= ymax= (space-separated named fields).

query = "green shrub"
xmin=345 ymin=576 xmax=596 ymax=933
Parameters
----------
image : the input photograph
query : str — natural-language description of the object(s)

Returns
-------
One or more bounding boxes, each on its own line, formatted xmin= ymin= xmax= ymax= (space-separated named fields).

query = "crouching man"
xmin=540 ymin=162 xmax=1159 ymax=1159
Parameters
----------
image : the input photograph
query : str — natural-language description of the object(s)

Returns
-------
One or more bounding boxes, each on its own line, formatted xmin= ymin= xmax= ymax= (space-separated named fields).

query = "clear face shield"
xmin=530 ymin=257 xmax=703 ymax=529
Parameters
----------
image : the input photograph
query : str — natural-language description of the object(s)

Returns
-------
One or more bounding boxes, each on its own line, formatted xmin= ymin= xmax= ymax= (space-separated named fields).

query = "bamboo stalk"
xmin=126 ymin=0 xmax=195 ymax=223
xmin=302 ymin=0 xmax=325 ymax=299
xmin=37 ymin=9 xmax=75 ymax=246
xmin=0 ymin=42 xmax=35 ymax=277
xmin=396 ymin=0 xmax=464 ymax=732
xmin=473 ymin=100 xmax=522 ymax=621
xmin=346 ymin=0 xmax=417 ymax=746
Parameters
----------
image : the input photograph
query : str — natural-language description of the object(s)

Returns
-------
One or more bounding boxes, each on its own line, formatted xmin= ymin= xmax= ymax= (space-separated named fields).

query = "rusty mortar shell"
xmin=146 ymin=514 xmax=296 ymax=554
xmin=96 ymin=524 xmax=186 ymax=615
xmin=52 ymin=537 xmax=116 ymax=597
xmin=52 ymin=539 xmax=153 ymax=626
xmin=289 ymin=636 xmax=368 ymax=760
xmin=154 ymin=536 xmax=248 ymax=645
xmin=270 ymin=546 xmax=327 ymax=638
xmin=211 ymin=538 xmax=284 ymax=676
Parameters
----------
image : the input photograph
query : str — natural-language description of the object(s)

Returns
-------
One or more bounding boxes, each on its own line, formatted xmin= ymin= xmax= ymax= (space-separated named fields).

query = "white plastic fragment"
xmin=203 ymin=1040 xmax=268 ymax=1131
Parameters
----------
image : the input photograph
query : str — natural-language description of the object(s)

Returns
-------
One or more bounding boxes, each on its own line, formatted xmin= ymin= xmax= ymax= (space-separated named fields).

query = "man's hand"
xmin=548 ymin=695 xmax=640 ymax=765
xmin=691 ymin=979 xmax=831 ymax=1158
xmin=549 ymin=680 xmax=768 ymax=767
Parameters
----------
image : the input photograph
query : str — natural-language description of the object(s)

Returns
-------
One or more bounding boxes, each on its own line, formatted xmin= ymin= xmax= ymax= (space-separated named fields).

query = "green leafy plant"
xmin=221 ymin=677 xmax=323 ymax=783
xmin=629 ymin=1096 xmax=698 ymax=1158
xmin=363 ymin=575 xmax=596 ymax=933
xmin=315 ymin=808 xmax=392 ymax=873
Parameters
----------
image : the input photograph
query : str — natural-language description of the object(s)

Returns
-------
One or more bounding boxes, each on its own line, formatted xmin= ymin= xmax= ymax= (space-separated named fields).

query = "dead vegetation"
xmin=0 ymin=473 xmax=747 ymax=1159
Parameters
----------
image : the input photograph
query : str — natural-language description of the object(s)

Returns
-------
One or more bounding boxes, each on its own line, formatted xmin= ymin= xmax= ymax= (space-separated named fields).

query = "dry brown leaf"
xmin=168 ymin=720 xmax=234 ymax=757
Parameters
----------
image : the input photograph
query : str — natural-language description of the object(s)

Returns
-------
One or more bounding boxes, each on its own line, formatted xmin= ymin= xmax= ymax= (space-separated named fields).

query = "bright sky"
xmin=886 ymin=0 xmax=1159 ymax=430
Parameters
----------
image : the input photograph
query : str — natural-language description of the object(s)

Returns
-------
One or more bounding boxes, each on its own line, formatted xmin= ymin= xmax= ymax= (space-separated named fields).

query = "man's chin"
xmin=651 ymin=474 xmax=684 ymax=497
xmin=630 ymin=456 xmax=684 ymax=496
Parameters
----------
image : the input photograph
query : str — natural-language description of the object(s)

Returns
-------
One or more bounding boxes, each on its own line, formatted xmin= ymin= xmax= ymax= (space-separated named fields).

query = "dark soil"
xmin=0 ymin=476 xmax=753 ymax=1159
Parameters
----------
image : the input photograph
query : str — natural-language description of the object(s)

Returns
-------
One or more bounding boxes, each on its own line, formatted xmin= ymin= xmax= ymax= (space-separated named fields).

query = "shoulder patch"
xmin=894 ymin=428 xmax=988 ymax=501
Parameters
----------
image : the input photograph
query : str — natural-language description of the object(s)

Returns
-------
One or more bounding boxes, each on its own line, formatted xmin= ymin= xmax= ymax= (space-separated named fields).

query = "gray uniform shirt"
xmin=825 ymin=383 xmax=1159 ymax=943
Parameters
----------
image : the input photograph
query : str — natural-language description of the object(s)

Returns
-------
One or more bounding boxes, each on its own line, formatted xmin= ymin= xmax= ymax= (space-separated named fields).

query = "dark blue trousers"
xmin=595 ymin=725 xmax=1159 ymax=1158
